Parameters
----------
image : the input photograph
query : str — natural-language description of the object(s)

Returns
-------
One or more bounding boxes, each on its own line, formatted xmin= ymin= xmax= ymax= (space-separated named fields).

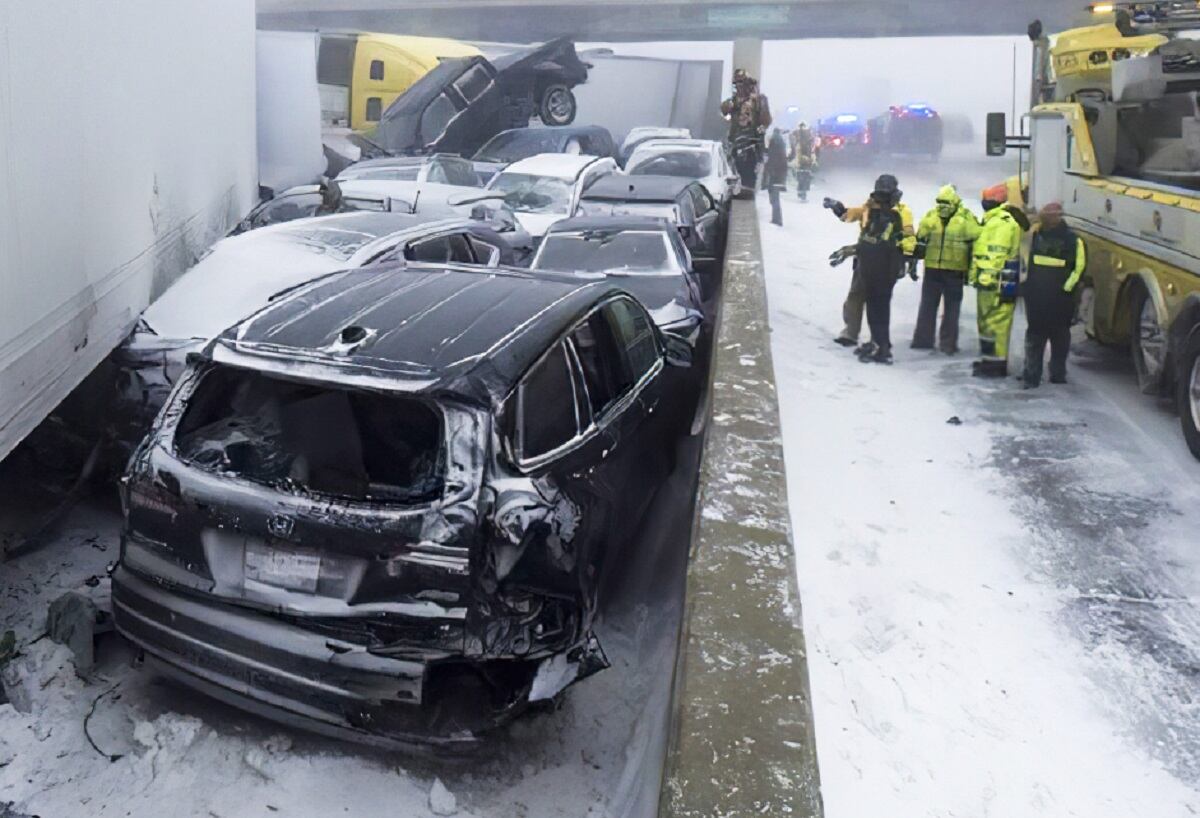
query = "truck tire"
xmin=538 ymin=85 xmax=576 ymax=126
xmin=1178 ymin=329 xmax=1200 ymax=460
xmin=1131 ymin=283 xmax=1167 ymax=395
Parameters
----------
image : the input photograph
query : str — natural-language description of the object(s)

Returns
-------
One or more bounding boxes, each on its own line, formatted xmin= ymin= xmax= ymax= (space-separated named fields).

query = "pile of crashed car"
xmin=107 ymin=121 xmax=739 ymax=748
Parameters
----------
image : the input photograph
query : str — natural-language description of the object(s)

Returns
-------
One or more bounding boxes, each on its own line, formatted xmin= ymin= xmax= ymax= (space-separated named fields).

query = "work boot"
xmin=910 ymin=340 xmax=934 ymax=350
xmin=1049 ymin=374 xmax=1067 ymax=384
xmin=972 ymin=360 xmax=1007 ymax=378
xmin=834 ymin=336 xmax=857 ymax=347
xmin=1022 ymin=378 xmax=1039 ymax=389
xmin=855 ymin=342 xmax=878 ymax=360
xmin=870 ymin=347 xmax=894 ymax=365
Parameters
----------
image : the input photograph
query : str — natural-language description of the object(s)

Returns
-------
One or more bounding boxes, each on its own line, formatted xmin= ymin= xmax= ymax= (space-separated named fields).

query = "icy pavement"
xmin=763 ymin=151 xmax=1200 ymax=816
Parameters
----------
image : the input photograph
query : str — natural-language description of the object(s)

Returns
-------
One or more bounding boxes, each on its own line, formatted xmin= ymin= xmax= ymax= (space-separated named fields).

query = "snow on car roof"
xmin=213 ymin=263 xmax=621 ymax=402
xmin=501 ymin=153 xmax=606 ymax=180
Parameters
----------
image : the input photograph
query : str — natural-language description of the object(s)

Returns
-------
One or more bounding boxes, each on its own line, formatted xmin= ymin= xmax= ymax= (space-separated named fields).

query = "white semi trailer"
xmin=0 ymin=0 xmax=258 ymax=463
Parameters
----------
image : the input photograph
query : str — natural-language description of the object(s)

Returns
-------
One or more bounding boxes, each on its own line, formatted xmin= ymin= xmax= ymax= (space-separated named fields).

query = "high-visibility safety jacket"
xmin=969 ymin=206 xmax=1022 ymax=288
xmin=842 ymin=200 xmax=917 ymax=256
xmin=917 ymin=199 xmax=981 ymax=273
xmin=1024 ymin=222 xmax=1087 ymax=331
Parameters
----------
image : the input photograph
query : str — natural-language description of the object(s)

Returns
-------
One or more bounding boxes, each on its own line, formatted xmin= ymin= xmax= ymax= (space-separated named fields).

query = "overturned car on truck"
xmin=112 ymin=263 xmax=692 ymax=747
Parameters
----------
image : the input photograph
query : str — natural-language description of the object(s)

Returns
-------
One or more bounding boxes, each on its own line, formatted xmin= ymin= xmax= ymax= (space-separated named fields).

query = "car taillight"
xmin=128 ymin=481 xmax=181 ymax=522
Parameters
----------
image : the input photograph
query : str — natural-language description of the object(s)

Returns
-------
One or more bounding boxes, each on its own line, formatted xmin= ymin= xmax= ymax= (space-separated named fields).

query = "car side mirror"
xmin=986 ymin=112 xmax=1007 ymax=157
xmin=678 ymin=225 xmax=693 ymax=240
xmin=662 ymin=333 xmax=693 ymax=368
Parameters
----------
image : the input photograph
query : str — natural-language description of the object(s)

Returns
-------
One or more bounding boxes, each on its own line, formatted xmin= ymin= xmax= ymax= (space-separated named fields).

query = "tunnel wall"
xmin=660 ymin=199 xmax=823 ymax=817
xmin=0 ymin=0 xmax=258 ymax=462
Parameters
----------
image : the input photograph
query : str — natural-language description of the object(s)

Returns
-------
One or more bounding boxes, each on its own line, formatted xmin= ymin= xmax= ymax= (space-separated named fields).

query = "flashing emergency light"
xmin=836 ymin=114 xmax=859 ymax=123
xmin=1090 ymin=2 xmax=1115 ymax=14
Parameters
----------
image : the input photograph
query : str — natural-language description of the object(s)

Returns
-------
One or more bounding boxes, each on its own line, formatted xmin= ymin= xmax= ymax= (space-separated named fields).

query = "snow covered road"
xmin=763 ymin=151 xmax=1200 ymax=816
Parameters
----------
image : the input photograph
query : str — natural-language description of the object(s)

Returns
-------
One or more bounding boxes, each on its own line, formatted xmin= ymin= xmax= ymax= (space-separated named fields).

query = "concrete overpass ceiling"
xmin=257 ymin=0 xmax=1084 ymax=42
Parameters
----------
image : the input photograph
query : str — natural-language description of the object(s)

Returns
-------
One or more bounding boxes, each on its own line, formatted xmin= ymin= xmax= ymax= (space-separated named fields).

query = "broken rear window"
xmin=173 ymin=365 xmax=444 ymax=503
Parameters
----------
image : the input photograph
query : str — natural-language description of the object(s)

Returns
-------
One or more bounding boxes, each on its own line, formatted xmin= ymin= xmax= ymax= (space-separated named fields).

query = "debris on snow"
xmin=946 ymin=416 xmax=962 ymax=425
xmin=47 ymin=583 xmax=111 ymax=674
xmin=428 ymin=778 xmax=458 ymax=816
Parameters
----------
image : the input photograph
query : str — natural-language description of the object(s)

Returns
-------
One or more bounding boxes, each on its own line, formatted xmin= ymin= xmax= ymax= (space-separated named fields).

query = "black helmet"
xmin=872 ymin=174 xmax=901 ymax=205
xmin=873 ymin=174 xmax=899 ymax=194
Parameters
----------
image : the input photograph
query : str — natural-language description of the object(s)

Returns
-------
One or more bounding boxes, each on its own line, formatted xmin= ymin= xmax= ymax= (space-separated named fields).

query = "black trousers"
xmin=865 ymin=278 xmax=897 ymax=352
xmin=911 ymin=267 xmax=964 ymax=352
xmin=735 ymin=151 xmax=758 ymax=191
xmin=768 ymin=184 xmax=783 ymax=224
xmin=1023 ymin=324 xmax=1071 ymax=384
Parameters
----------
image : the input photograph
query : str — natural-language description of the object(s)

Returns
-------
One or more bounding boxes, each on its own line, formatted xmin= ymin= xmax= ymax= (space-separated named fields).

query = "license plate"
xmin=244 ymin=540 xmax=321 ymax=593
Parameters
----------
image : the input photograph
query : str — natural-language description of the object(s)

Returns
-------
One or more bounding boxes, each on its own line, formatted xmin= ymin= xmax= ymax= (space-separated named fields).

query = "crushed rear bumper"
xmin=111 ymin=566 xmax=525 ymax=750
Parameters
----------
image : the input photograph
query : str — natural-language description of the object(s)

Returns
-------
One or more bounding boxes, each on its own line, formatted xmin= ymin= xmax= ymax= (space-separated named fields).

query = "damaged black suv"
xmin=112 ymin=262 xmax=691 ymax=748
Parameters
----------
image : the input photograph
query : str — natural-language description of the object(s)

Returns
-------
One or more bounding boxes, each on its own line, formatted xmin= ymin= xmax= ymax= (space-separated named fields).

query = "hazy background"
xmin=584 ymin=36 xmax=1034 ymax=144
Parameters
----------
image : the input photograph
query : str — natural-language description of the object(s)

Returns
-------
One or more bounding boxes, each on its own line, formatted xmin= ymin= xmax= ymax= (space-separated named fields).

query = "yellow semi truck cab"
xmin=317 ymin=33 xmax=481 ymax=130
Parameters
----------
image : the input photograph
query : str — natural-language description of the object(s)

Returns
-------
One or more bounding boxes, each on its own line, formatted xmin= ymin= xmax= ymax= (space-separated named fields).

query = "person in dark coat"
xmin=826 ymin=174 xmax=916 ymax=364
xmin=765 ymin=129 xmax=789 ymax=226
xmin=1022 ymin=201 xmax=1086 ymax=387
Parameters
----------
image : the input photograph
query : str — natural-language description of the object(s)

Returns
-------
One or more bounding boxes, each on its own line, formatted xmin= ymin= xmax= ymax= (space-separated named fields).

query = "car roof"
xmin=264 ymin=211 xmax=437 ymax=241
xmin=339 ymin=153 xmax=462 ymax=172
xmin=545 ymin=215 xmax=671 ymax=234
xmin=631 ymin=138 xmax=716 ymax=152
xmin=501 ymin=152 xmax=606 ymax=180
xmin=581 ymin=174 xmax=692 ymax=202
xmin=491 ymin=125 xmax=610 ymax=141
xmin=208 ymin=264 xmax=623 ymax=404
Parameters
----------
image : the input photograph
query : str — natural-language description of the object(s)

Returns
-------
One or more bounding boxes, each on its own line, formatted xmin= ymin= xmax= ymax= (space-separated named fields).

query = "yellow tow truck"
xmin=988 ymin=2 xmax=1200 ymax=459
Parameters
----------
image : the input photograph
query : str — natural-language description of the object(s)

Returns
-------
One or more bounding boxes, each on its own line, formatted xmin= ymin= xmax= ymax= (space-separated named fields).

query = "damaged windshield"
xmin=474 ymin=130 xmax=567 ymax=163
xmin=174 ymin=365 xmax=444 ymax=503
xmin=536 ymin=231 xmax=675 ymax=275
xmin=489 ymin=172 xmax=573 ymax=213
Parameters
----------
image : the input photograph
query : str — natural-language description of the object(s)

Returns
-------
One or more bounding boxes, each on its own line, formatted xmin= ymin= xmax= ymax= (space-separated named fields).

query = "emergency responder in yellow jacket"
xmin=824 ymin=174 xmax=917 ymax=363
xmin=1021 ymin=202 xmax=1086 ymax=387
xmin=823 ymin=176 xmax=916 ymax=349
xmin=911 ymin=185 xmax=981 ymax=354
xmin=968 ymin=183 xmax=1027 ymax=377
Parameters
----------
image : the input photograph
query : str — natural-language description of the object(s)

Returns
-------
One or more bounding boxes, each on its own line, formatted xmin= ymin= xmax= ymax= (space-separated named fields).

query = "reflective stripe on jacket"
xmin=970 ymin=206 xmax=1022 ymax=287
xmin=1024 ymin=223 xmax=1087 ymax=330
xmin=843 ymin=200 xmax=916 ymax=256
xmin=917 ymin=206 xmax=981 ymax=272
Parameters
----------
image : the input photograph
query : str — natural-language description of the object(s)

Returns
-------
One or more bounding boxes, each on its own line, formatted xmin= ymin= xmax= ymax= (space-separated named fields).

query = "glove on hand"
xmin=829 ymin=246 xmax=853 ymax=267
xmin=822 ymin=198 xmax=847 ymax=218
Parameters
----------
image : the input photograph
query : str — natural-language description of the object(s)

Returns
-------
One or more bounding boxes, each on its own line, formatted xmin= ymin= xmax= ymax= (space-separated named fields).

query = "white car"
xmin=334 ymin=153 xmax=482 ymax=186
xmin=624 ymin=138 xmax=741 ymax=208
xmin=234 ymin=177 xmax=483 ymax=234
xmin=112 ymin=211 xmax=514 ymax=440
xmin=481 ymin=152 xmax=618 ymax=238
xmin=619 ymin=126 xmax=691 ymax=164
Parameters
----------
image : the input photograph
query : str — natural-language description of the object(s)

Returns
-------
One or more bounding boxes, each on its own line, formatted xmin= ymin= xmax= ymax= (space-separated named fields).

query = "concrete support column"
xmin=732 ymin=36 xmax=763 ymax=81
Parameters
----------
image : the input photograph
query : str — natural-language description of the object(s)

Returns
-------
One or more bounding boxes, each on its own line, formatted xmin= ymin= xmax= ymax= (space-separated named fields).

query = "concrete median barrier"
xmin=660 ymin=199 xmax=823 ymax=817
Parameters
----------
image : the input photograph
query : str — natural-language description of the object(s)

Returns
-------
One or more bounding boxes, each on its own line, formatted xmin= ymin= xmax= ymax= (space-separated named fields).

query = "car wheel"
xmin=1178 ymin=329 xmax=1200 ymax=460
xmin=1131 ymin=283 xmax=1167 ymax=394
xmin=539 ymin=85 xmax=577 ymax=126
